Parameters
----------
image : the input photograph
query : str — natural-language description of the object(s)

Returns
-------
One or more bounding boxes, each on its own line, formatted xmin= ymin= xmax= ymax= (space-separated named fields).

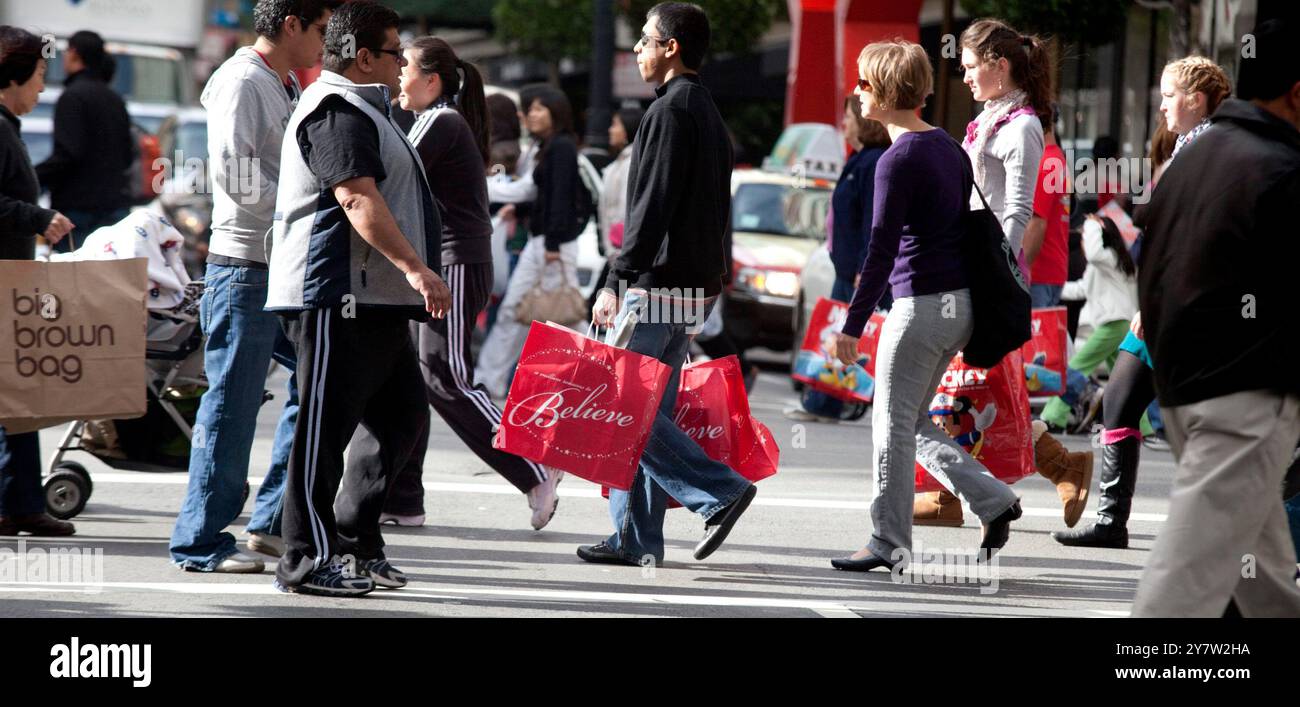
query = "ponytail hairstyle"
xmin=960 ymin=19 xmax=1054 ymax=131
xmin=408 ymin=36 xmax=491 ymax=166
xmin=1096 ymin=216 xmax=1137 ymax=278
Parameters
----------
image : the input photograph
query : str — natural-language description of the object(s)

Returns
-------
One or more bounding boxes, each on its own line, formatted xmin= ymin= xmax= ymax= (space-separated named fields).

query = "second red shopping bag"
xmin=494 ymin=321 xmax=672 ymax=491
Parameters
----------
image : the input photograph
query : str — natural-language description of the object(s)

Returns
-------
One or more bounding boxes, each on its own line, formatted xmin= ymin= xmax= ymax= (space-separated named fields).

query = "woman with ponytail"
xmin=911 ymin=19 xmax=1095 ymax=532
xmin=347 ymin=36 xmax=563 ymax=533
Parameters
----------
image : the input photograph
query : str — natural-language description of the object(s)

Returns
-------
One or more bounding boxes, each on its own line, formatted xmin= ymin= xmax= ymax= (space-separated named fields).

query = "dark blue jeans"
xmin=1030 ymin=284 xmax=1063 ymax=309
xmin=0 ymin=430 xmax=43 ymax=517
xmin=604 ymin=291 xmax=753 ymax=564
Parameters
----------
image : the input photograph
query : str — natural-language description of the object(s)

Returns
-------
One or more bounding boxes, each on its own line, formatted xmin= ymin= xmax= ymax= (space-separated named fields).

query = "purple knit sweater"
xmin=842 ymin=129 xmax=971 ymax=337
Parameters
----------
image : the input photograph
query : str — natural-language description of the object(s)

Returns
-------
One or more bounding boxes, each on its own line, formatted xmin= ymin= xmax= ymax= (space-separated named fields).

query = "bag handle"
xmin=950 ymin=133 xmax=996 ymax=215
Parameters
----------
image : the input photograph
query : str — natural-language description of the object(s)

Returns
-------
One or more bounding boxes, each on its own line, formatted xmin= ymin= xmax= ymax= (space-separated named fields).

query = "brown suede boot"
xmin=1032 ymin=423 xmax=1094 ymax=528
xmin=913 ymin=490 xmax=964 ymax=527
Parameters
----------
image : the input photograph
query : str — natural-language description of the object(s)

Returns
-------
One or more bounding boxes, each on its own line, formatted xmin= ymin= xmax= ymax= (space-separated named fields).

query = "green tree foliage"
xmin=959 ymin=0 xmax=1131 ymax=46
xmin=623 ymin=0 xmax=780 ymax=56
xmin=493 ymin=0 xmax=595 ymax=64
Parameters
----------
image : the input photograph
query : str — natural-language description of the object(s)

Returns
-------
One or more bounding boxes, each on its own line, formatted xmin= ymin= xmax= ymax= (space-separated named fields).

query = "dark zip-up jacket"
xmin=604 ymin=73 xmax=734 ymax=297
xmin=1136 ymin=99 xmax=1300 ymax=406
xmin=0 ymin=105 xmax=56 ymax=261
xmin=35 ymin=70 xmax=133 ymax=211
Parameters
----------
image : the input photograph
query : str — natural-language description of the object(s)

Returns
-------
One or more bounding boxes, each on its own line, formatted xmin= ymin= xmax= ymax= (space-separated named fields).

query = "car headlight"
xmin=736 ymin=267 xmax=799 ymax=299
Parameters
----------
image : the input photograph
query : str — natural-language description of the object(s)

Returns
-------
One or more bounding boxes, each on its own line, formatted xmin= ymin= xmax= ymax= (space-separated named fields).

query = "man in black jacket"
xmin=1132 ymin=18 xmax=1300 ymax=617
xmin=579 ymin=2 xmax=756 ymax=568
xmin=36 ymin=31 xmax=133 ymax=252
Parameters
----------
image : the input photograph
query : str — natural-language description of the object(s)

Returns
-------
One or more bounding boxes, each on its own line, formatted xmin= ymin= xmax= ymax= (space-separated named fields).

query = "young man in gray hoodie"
xmin=169 ymin=0 xmax=340 ymax=574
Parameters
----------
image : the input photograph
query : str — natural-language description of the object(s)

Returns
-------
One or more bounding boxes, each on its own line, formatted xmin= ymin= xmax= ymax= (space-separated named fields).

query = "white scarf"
xmin=965 ymin=88 xmax=1030 ymax=189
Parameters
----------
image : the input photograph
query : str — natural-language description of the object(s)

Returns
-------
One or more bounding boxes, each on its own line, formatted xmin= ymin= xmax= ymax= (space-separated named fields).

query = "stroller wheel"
xmin=51 ymin=461 xmax=92 ymax=496
xmin=45 ymin=466 xmax=92 ymax=520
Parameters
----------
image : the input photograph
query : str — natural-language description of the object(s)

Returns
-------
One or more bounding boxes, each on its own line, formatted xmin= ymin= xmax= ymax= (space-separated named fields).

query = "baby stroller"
xmin=38 ymin=282 xmax=256 ymax=519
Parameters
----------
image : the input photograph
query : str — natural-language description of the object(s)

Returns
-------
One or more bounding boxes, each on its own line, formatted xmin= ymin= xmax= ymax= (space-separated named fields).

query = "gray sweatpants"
xmin=1132 ymin=390 xmax=1300 ymax=617
xmin=866 ymin=289 xmax=1020 ymax=563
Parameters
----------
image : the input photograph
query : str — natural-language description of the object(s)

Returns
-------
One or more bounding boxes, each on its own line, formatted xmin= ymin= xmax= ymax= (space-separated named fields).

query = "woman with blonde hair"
xmin=829 ymin=39 xmax=1021 ymax=572
xmin=1054 ymin=55 xmax=1231 ymax=549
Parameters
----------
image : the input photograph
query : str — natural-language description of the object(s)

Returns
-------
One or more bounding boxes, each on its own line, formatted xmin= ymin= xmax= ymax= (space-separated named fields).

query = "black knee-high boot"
xmin=1051 ymin=436 xmax=1140 ymax=548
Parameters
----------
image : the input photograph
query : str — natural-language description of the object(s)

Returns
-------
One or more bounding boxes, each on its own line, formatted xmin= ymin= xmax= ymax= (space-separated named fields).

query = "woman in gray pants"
xmin=829 ymin=40 xmax=1021 ymax=572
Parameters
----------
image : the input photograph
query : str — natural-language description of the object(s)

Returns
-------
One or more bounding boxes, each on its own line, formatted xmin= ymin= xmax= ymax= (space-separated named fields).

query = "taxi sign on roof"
xmin=762 ymin=123 xmax=843 ymax=181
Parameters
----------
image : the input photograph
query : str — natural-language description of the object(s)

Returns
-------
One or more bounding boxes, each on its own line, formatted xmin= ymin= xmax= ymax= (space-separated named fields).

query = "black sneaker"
xmin=694 ymin=485 xmax=758 ymax=561
xmin=358 ymin=558 xmax=408 ymax=589
xmin=275 ymin=561 xmax=375 ymax=597
xmin=576 ymin=541 xmax=640 ymax=566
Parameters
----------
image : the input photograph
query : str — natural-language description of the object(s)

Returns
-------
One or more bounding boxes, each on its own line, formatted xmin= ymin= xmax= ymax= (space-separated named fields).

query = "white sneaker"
xmin=213 ymin=551 xmax=265 ymax=574
xmin=527 ymin=469 xmax=563 ymax=530
xmin=379 ymin=513 xmax=426 ymax=527
xmin=782 ymin=405 xmax=839 ymax=424
xmin=246 ymin=532 xmax=285 ymax=558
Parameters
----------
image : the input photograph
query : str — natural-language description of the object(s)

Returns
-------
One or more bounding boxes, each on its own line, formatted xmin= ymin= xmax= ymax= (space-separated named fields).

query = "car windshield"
xmin=46 ymin=53 xmax=183 ymax=105
xmin=177 ymin=121 xmax=208 ymax=164
xmin=21 ymin=131 xmax=53 ymax=166
xmin=731 ymin=182 xmax=832 ymax=239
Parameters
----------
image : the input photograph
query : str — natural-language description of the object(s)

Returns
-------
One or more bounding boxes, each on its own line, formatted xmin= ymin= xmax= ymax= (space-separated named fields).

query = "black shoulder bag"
xmin=952 ymin=137 xmax=1032 ymax=368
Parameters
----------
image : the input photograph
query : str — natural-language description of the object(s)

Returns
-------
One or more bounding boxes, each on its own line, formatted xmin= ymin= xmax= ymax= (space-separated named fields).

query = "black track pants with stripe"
xmin=275 ymin=306 xmax=426 ymax=587
xmin=349 ymin=262 xmax=547 ymax=516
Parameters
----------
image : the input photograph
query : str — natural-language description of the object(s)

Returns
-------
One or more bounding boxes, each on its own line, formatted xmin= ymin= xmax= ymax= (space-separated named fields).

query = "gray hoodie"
xmin=201 ymin=47 xmax=301 ymax=264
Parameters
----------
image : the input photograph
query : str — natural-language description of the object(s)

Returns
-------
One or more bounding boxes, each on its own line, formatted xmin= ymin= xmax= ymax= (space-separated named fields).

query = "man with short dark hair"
xmin=1132 ymin=18 xmax=1300 ymax=617
xmin=580 ymin=2 xmax=756 ymax=568
xmin=170 ymin=0 xmax=339 ymax=575
xmin=35 ymin=30 xmax=133 ymax=251
xmin=268 ymin=0 xmax=451 ymax=597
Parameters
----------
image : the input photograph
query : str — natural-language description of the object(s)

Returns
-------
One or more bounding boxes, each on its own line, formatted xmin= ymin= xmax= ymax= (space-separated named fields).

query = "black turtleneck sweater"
xmin=604 ymin=73 xmax=734 ymax=297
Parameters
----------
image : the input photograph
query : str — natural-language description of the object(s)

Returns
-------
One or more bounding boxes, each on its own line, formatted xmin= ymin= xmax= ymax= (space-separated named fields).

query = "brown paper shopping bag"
xmin=0 ymin=258 xmax=149 ymax=433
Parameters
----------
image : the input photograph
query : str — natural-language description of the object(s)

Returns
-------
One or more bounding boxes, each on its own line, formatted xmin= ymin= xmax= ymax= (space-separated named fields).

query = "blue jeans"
xmin=1031 ymin=284 xmax=1063 ymax=308
xmin=0 ymin=430 xmax=43 ymax=517
xmin=605 ymin=291 xmax=753 ymax=564
xmin=169 ymin=263 xmax=298 ymax=570
xmin=1146 ymin=400 xmax=1164 ymax=434
xmin=801 ymin=277 xmax=858 ymax=418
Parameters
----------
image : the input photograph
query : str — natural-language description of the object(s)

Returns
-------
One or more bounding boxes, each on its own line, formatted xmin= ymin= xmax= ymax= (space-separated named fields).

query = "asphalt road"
xmin=1 ymin=364 xmax=1176 ymax=618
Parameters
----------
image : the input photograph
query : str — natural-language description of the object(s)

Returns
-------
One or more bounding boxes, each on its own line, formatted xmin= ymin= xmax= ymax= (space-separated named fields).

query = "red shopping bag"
xmin=600 ymin=355 xmax=780 ymax=506
xmin=914 ymin=350 xmax=1035 ymax=492
xmin=494 ymin=321 xmax=671 ymax=491
xmin=790 ymin=297 xmax=885 ymax=403
xmin=1020 ymin=307 xmax=1069 ymax=396
xmin=676 ymin=355 xmax=779 ymax=482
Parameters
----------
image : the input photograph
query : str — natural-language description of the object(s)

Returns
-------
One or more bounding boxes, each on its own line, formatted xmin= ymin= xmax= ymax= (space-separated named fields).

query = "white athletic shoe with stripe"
xmin=527 ymin=468 xmax=564 ymax=530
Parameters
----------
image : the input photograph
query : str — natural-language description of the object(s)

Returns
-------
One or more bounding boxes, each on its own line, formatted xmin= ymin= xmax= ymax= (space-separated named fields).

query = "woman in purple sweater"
xmin=829 ymin=40 xmax=1021 ymax=572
